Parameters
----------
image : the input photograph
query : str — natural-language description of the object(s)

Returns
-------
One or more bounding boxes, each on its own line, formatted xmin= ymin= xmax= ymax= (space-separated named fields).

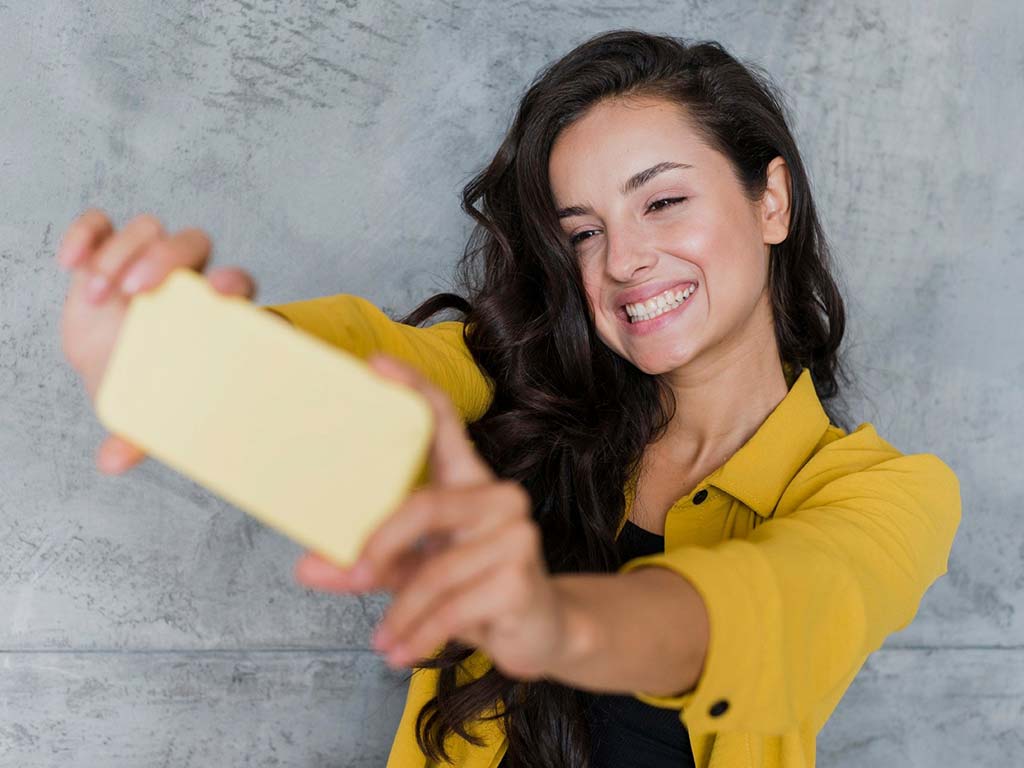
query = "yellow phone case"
xmin=94 ymin=268 xmax=434 ymax=567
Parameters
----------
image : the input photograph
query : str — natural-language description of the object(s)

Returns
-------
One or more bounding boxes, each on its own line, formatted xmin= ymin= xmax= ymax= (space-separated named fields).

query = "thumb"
xmin=367 ymin=353 xmax=493 ymax=488
xmin=207 ymin=266 xmax=257 ymax=299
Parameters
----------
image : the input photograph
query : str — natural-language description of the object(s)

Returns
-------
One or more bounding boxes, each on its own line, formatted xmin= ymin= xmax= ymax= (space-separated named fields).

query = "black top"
xmin=497 ymin=520 xmax=696 ymax=767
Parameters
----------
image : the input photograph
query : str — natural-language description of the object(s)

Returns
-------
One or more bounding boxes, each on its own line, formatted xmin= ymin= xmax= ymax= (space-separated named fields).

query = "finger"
xmin=58 ymin=209 xmax=114 ymax=270
xmin=382 ymin=564 xmax=508 ymax=669
xmin=451 ymin=622 xmax=487 ymax=650
xmin=368 ymin=354 xmax=494 ymax=487
xmin=357 ymin=482 xmax=520 ymax=588
xmin=294 ymin=551 xmax=361 ymax=592
xmin=363 ymin=482 xmax=527 ymax=594
xmin=118 ymin=228 xmax=213 ymax=295
xmin=373 ymin=516 xmax=521 ymax=654
xmin=361 ymin=536 xmax=441 ymax=593
xmin=96 ymin=434 xmax=146 ymax=475
xmin=87 ymin=214 xmax=165 ymax=303
xmin=206 ymin=267 xmax=258 ymax=300
xmin=295 ymin=546 xmax=426 ymax=594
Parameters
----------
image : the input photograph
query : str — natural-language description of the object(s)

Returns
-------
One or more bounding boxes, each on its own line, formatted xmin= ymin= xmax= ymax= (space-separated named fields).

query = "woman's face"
xmin=548 ymin=95 xmax=790 ymax=377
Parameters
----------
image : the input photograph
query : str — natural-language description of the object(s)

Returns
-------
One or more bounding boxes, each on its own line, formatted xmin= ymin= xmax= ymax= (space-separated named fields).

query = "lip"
xmin=617 ymin=282 xmax=698 ymax=335
xmin=615 ymin=279 xmax=699 ymax=311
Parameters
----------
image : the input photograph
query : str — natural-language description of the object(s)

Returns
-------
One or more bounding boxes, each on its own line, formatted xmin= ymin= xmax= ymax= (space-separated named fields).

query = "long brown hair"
xmin=393 ymin=29 xmax=851 ymax=767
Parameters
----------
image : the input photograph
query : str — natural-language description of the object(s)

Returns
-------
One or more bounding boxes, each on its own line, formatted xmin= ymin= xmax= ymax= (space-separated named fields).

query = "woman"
xmin=59 ymin=30 xmax=961 ymax=768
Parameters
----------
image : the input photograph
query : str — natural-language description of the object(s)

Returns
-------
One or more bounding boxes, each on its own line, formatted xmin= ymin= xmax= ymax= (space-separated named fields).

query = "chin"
xmin=601 ymin=327 xmax=694 ymax=374
xmin=641 ymin=345 xmax=699 ymax=375
xmin=623 ymin=353 xmax=684 ymax=376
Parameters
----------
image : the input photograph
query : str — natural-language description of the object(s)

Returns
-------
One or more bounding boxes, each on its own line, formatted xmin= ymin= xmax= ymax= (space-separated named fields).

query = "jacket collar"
xmin=702 ymin=365 xmax=831 ymax=518
xmin=622 ymin=365 xmax=831 ymax=524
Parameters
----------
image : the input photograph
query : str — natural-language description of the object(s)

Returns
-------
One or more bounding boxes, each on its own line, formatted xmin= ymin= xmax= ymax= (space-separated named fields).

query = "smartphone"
xmin=94 ymin=268 xmax=434 ymax=567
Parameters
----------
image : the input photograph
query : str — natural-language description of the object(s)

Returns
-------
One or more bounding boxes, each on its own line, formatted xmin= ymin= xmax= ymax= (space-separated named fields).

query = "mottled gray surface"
xmin=1 ymin=0 xmax=1020 ymax=765
xmin=0 ymin=651 xmax=410 ymax=766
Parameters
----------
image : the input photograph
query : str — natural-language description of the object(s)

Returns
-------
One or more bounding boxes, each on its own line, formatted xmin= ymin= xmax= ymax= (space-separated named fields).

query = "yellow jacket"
xmin=261 ymin=294 xmax=962 ymax=768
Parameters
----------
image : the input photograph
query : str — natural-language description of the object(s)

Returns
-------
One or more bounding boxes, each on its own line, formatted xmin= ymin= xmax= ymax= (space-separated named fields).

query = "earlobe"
xmin=761 ymin=157 xmax=792 ymax=245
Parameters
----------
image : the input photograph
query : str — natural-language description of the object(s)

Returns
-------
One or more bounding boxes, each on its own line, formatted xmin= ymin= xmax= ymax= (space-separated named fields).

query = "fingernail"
xmin=120 ymin=264 xmax=148 ymax=294
xmin=87 ymin=274 xmax=110 ymax=303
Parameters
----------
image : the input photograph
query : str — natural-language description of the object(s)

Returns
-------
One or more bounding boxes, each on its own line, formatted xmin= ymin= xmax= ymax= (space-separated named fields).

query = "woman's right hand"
xmin=58 ymin=209 xmax=260 ymax=476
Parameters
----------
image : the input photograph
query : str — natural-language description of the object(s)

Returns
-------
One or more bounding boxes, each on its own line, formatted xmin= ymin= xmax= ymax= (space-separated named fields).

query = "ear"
xmin=760 ymin=156 xmax=792 ymax=246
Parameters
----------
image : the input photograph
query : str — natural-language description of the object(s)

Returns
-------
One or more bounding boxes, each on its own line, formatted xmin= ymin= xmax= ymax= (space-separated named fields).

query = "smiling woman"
xmin=263 ymin=28 xmax=961 ymax=768
xmin=549 ymin=96 xmax=791 ymax=383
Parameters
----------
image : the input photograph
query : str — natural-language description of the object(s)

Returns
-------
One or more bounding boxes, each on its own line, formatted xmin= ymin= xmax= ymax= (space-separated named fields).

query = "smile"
xmin=617 ymin=282 xmax=698 ymax=335
xmin=624 ymin=283 xmax=697 ymax=322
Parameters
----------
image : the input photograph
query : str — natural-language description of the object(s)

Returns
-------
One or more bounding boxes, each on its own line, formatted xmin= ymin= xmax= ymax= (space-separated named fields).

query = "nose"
xmin=605 ymin=221 xmax=657 ymax=283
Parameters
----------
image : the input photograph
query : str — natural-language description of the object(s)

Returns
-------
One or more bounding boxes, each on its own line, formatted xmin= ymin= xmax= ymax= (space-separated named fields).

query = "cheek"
xmin=705 ymin=255 xmax=770 ymax=328
xmin=577 ymin=274 xmax=592 ymax=307
xmin=580 ymin=266 xmax=603 ymax=312
xmin=661 ymin=217 xmax=715 ymax=271
xmin=680 ymin=218 xmax=762 ymax=287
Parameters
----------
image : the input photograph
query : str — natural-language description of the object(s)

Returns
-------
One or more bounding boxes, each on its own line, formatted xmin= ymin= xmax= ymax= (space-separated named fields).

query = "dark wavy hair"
xmin=392 ymin=28 xmax=851 ymax=767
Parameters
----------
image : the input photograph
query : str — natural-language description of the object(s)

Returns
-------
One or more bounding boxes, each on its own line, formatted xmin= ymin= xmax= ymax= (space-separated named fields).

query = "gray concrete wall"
xmin=2 ymin=0 xmax=1019 ymax=764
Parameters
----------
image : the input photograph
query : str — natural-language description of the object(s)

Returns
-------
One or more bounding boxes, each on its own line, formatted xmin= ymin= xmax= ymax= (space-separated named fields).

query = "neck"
xmin=653 ymin=297 xmax=789 ymax=469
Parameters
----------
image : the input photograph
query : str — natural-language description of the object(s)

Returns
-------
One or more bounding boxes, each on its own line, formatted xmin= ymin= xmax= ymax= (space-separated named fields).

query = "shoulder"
xmin=776 ymin=421 xmax=961 ymax=516
xmin=424 ymin=319 xmax=469 ymax=340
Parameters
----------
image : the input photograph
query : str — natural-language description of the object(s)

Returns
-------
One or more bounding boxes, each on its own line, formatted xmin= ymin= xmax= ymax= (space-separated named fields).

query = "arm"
xmin=260 ymin=295 xmax=494 ymax=425
xmin=544 ymin=567 xmax=709 ymax=697
xmin=547 ymin=447 xmax=961 ymax=736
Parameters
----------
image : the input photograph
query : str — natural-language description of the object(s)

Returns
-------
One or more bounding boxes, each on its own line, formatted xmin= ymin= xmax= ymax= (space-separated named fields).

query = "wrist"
xmin=546 ymin=575 xmax=600 ymax=678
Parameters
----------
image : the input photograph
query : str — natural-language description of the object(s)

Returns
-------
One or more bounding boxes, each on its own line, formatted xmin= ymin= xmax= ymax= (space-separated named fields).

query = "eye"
xmin=569 ymin=229 xmax=599 ymax=247
xmin=647 ymin=196 xmax=686 ymax=212
xmin=568 ymin=197 xmax=687 ymax=249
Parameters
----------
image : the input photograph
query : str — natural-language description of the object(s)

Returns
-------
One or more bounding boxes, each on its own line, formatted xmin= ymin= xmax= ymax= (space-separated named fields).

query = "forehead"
xmin=548 ymin=96 xmax=710 ymax=196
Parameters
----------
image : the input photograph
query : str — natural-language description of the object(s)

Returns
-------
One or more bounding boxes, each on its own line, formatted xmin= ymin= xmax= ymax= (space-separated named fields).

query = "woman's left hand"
xmin=294 ymin=352 xmax=570 ymax=681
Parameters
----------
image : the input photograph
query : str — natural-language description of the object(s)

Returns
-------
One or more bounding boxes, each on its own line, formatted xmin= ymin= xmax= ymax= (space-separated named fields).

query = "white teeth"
xmin=624 ymin=284 xmax=696 ymax=322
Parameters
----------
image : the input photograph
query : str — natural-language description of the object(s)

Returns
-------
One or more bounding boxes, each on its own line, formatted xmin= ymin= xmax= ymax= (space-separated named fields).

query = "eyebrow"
xmin=556 ymin=161 xmax=694 ymax=219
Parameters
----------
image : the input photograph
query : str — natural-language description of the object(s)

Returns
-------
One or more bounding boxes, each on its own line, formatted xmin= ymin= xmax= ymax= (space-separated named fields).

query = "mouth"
xmin=616 ymin=281 xmax=699 ymax=324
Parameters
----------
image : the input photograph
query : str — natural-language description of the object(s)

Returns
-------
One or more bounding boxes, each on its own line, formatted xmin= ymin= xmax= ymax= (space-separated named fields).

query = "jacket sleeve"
xmin=259 ymin=295 xmax=495 ymax=425
xmin=617 ymin=451 xmax=962 ymax=735
xmin=260 ymin=296 xmax=495 ymax=493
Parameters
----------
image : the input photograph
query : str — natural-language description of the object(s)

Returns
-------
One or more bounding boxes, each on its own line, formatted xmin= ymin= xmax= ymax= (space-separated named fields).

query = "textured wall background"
xmin=1 ymin=0 xmax=1020 ymax=765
